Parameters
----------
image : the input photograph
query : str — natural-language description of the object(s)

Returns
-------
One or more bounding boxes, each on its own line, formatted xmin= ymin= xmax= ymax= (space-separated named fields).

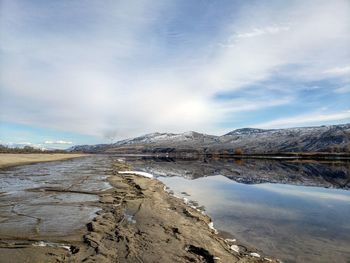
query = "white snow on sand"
xmin=230 ymin=245 xmax=240 ymax=253
xmin=250 ymin=252 xmax=261 ymax=258
xmin=32 ymin=241 xmax=71 ymax=251
xmin=208 ymin=222 xmax=219 ymax=234
xmin=118 ymin=171 xmax=154 ymax=178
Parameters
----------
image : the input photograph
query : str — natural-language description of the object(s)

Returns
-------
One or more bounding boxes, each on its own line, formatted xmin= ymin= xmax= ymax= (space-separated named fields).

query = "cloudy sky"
xmin=1 ymin=0 xmax=350 ymax=148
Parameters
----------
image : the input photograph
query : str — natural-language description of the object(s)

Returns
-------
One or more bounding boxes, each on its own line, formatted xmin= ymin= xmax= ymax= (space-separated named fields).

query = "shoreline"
xmin=96 ymin=152 xmax=350 ymax=161
xmin=67 ymin=160 xmax=277 ymax=262
xmin=0 ymin=153 xmax=89 ymax=169
xmin=0 ymin=158 xmax=278 ymax=262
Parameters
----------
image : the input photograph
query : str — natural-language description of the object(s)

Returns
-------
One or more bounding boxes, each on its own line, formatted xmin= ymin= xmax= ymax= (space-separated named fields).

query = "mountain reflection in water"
xmin=129 ymin=157 xmax=350 ymax=189
xmin=126 ymin=157 xmax=350 ymax=263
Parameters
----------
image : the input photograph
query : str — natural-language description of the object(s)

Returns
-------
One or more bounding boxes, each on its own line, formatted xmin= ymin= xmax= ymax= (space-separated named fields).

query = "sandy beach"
xmin=0 ymin=153 xmax=88 ymax=169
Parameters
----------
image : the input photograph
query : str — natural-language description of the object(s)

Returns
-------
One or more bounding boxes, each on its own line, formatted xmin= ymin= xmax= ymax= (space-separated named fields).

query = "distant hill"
xmin=68 ymin=123 xmax=350 ymax=155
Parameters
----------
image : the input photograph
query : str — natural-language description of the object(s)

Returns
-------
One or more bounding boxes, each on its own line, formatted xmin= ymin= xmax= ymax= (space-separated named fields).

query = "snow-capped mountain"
xmin=69 ymin=123 xmax=350 ymax=154
xmin=224 ymin=128 xmax=272 ymax=136
xmin=218 ymin=124 xmax=350 ymax=153
xmin=114 ymin=131 xmax=219 ymax=146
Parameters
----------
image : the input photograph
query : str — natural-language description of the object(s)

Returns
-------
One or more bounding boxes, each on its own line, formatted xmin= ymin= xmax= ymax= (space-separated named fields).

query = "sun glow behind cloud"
xmin=0 ymin=0 xmax=349 ymax=143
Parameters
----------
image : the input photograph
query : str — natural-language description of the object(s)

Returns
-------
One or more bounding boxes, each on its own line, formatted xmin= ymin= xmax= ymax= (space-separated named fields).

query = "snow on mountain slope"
xmin=219 ymin=124 xmax=350 ymax=153
xmin=114 ymin=131 xmax=219 ymax=146
xmin=69 ymin=124 xmax=350 ymax=154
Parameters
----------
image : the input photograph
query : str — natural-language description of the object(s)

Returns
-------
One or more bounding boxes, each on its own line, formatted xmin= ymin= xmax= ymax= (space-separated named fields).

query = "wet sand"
xmin=0 ymin=159 xmax=277 ymax=262
xmin=0 ymin=153 xmax=88 ymax=168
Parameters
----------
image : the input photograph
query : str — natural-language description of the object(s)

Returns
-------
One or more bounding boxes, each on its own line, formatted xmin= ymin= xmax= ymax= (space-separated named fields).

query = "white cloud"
xmin=324 ymin=66 xmax=350 ymax=76
xmin=215 ymin=97 xmax=293 ymax=114
xmin=44 ymin=140 xmax=73 ymax=145
xmin=0 ymin=0 xmax=349 ymax=139
xmin=255 ymin=110 xmax=350 ymax=129
xmin=4 ymin=142 xmax=44 ymax=149
xmin=234 ymin=25 xmax=290 ymax=39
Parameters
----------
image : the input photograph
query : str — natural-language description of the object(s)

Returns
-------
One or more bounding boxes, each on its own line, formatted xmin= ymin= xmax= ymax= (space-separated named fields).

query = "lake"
xmin=128 ymin=157 xmax=350 ymax=263
xmin=0 ymin=155 xmax=349 ymax=262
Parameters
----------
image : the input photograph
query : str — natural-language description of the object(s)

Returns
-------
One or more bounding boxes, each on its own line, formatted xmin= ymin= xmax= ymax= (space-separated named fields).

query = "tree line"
xmin=0 ymin=145 xmax=67 ymax=154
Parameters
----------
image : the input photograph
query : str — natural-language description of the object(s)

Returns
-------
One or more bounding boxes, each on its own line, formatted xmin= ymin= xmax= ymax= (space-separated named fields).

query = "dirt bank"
xmin=0 ymin=153 xmax=88 ymax=168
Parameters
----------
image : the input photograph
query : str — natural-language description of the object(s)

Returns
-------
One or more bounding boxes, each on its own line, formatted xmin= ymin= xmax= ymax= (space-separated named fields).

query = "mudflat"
xmin=0 ymin=153 xmax=87 ymax=168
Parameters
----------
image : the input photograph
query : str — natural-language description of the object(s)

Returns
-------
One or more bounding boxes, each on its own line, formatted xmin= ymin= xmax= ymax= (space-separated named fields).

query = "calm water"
xmin=128 ymin=157 xmax=350 ymax=263
xmin=0 ymin=155 xmax=113 ymax=241
xmin=1 ymin=156 xmax=349 ymax=262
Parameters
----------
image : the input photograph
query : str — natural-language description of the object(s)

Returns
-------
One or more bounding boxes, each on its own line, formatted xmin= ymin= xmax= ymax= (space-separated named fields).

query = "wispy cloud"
xmin=234 ymin=25 xmax=290 ymax=39
xmin=255 ymin=110 xmax=350 ymax=129
xmin=44 ymin=140 xmax=72 ymax=145
xmin=324 ymin=66 xmax=350 ymax=76
xmin=0 ymin=0 xmax=349 ymax=140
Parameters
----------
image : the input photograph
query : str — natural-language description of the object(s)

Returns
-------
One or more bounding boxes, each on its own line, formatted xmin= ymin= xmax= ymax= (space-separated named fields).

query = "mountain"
xmin=114 ymin=131 xmax=218 ymax=146
xmin=224 ymin=128 xmax=271 ymax=136
xmin=217 ymin=124 xmax=350 ymax=153
xmin=68 ymin=123 xmax=350 ymax=155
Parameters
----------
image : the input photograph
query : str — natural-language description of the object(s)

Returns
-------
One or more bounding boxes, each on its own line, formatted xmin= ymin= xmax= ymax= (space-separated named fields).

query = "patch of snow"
xmin=230 ymin=245 xmax=240 ymax=253
xmin=32 ymin=241 xmax=71 ymax=251
xmin=250 ymin=252 xmax=261 ymax=258
xmin=118 ymin=171 xmax=153 ymax=178
xmin=208 ymin=222 xmax=219 ymax=234
xmin=124 ymin=213 xmax=136 ymax=224
xmin=225 ymin=238 xmax=236 ymax=243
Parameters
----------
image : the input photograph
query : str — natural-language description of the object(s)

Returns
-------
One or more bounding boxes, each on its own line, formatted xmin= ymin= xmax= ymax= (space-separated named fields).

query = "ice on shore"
xmin=230 ymin=245 xmax=240 ymax=253
xmin=32 ymin=241 xmax=71 ymax=251
xmin=118 ymin=171 xmax=154 ymax=178
xmin=124 ymin=213 xmax=136 ymax=224
xmin=250 ymin=252 xmax=261 ymax=258
xmin=183 ymin=197 xmax=189 ymax=204
xmin=208 ymin=222 xmax=219 ymax=234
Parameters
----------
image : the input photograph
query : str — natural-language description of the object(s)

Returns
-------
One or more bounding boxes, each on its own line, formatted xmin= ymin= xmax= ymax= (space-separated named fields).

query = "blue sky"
xmin=0 ymin=0 xmax=349 ymax=148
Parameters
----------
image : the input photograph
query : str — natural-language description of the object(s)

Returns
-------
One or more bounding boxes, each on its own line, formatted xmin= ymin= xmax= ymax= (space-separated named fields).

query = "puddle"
xmin=0 ymin=155 xmax=113 ymax=241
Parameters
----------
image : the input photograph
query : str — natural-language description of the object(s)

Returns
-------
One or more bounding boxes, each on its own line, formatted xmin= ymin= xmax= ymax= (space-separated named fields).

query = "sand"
xmin=0 ymin=153 xmax=88 ymax=168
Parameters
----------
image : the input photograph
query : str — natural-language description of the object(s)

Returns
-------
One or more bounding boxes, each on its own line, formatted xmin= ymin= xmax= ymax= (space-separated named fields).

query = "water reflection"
xmin=130 ymin=157 xmax=350 ymax=189
xmin=127 ymin=157 xmax=350 ymax=263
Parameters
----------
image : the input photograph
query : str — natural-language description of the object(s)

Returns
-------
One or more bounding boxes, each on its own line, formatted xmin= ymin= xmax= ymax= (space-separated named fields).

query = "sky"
xmin=1 ymin=0 xmax=350 ymax=148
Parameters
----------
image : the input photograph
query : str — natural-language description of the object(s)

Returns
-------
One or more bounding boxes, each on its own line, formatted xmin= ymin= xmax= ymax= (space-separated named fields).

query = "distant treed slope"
xmin=68 ymin=124 xmax=350 ymax=154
